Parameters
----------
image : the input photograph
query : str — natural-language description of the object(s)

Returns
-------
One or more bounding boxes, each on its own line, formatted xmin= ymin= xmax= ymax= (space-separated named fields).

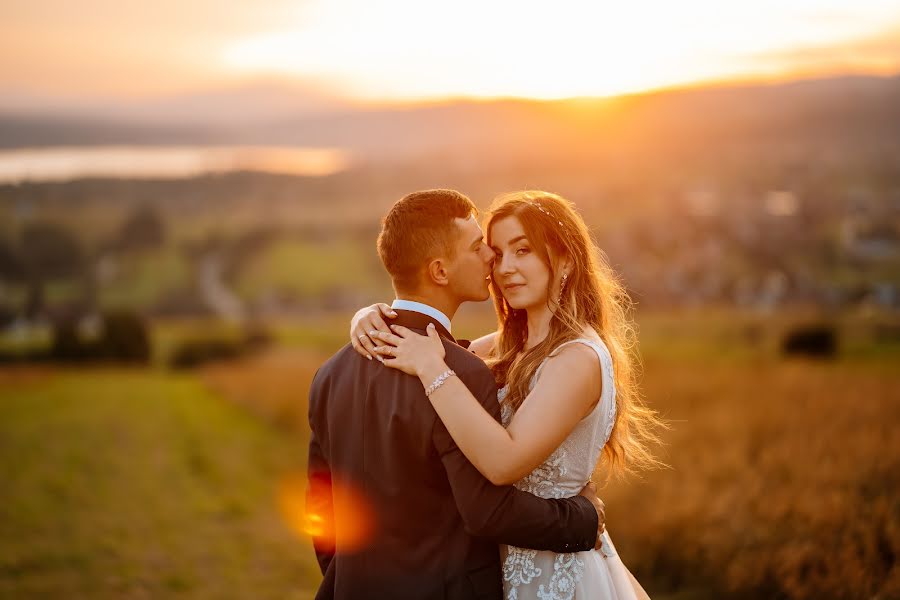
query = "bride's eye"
xmin=515 ymin=247 xmax=530 ymax=256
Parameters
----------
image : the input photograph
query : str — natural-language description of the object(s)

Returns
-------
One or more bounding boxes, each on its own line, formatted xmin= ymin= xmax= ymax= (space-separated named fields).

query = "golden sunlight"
xmin=221 ymin=0 xmax=900 ymax=100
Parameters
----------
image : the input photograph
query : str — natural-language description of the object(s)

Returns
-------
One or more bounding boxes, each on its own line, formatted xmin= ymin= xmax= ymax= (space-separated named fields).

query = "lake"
xmin=0 ymin=145 xmax=351 ymax=182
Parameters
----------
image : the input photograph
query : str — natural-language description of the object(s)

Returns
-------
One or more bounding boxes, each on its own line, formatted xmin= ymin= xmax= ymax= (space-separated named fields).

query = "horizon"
xmin=2 ymin=70 xmax=898 ymax=124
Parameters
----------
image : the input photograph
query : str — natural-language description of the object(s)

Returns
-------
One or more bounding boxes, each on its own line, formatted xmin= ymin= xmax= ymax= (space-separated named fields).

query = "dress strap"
xmin=546 ymin=335 xmax=610 ymax=365
xmin=532 ymin=337 xmax=612 ymax=384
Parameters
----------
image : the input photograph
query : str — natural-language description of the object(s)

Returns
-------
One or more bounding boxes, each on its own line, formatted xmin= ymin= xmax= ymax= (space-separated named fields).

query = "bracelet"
xmin=425 ymin=369 xmax=456 ymax=397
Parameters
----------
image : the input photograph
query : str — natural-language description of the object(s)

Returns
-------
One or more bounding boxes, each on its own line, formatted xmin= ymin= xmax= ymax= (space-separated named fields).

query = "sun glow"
xmin=278 ymin=470 xmax=377 ymax=553
xmin=221 ymin=0 xmax=900 ymax=101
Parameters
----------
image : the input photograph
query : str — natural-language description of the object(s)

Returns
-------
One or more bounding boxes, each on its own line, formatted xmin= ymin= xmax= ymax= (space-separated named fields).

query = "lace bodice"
xmin=498 ymin=337 xmax=619 ymax=600
xmin=498 ymin=337 xmax=617 ymax=499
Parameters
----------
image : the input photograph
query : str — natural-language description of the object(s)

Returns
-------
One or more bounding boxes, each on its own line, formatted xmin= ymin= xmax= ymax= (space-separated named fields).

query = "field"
xmin=0 ymin=368 xmax=319 ymax=599
xmin=1 ymin=309 xmax=898 ymax=598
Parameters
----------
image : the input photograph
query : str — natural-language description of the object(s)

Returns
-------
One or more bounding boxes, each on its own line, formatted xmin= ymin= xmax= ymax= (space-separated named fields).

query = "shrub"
xmin=95 ymin=310 xmax=151 ymax=362
xmin=781 ymin=324 xmax=837 ymax=358
xmin=50 ymin=317 xmax=85 ymax=361
xmin=168 ymin=327 xmax=273 ymax=369
xmin=168 ymin=338 xmax=244 ymax=369
xmin=47 ymin=310 xmax=151 ymax=363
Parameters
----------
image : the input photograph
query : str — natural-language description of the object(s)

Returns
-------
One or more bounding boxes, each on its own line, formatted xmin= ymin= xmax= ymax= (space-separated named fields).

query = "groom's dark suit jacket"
xmin=307 ymin=310 xmax=598 ymax=600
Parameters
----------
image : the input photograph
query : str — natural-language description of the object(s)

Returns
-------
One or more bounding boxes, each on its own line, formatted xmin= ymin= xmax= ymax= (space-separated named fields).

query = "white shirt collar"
xmin=390 ymin=299 xmax=452 ymax=334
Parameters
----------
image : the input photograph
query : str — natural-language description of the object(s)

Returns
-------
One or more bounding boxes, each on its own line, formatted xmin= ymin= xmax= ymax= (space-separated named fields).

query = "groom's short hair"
xmin=378 ymin=189 xmax=477 ymax=293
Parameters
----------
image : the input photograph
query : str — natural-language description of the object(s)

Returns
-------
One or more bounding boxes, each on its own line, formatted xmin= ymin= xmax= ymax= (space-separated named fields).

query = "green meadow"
xmin=0 ymin=368 xmax=319 ymax=599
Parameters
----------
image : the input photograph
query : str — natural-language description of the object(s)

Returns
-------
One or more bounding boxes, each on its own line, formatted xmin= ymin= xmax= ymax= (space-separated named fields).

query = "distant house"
xmin=841 ymin=218 xmax=899 ymax=261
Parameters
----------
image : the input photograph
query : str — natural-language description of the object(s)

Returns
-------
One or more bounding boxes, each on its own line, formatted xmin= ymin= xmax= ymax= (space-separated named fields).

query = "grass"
xmin=99 ymin=249 xmax=190 ymax=309
xmin=201 ymin=348 xmax=323 ymax=436
xmin=233 ymin=238 xmax=389 ymax=302
xmin=2 ymin=309 xmax=898 ymax=598
xmin=600 ymin=357 xmax=900 ymax=599
xmin=0 ymin=367 xmax=320 ymax=599
xmin=151 ymin=318 xmax=251 ymax=366
xmin=198 ymin=311 xmax=900 ymax=599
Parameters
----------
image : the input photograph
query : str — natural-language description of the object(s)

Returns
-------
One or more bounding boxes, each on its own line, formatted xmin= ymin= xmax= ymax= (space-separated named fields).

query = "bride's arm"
xmin=467 ymin=332 xmax=497 ymax=359
xmin=375 ymin=324 xmax=602 ymax=485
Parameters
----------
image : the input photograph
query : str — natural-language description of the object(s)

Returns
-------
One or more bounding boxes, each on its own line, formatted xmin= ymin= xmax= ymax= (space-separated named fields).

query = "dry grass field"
xmin=200 ymin=311 xmax=900 ymax=599
xmin=603 ymin=357 xmax=899 ymax=599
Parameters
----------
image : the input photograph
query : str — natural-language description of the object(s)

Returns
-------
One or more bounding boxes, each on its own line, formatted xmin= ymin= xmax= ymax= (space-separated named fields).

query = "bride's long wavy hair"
xmin=485 ymin=191 xmax=665 ymax=480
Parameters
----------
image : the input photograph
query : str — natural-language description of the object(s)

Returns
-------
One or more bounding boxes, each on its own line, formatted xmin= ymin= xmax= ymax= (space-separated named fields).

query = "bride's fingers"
xmin=388 ymin=324 xmax=416 ymax=339
xmin=351 ymin=336 xmax=370 ymax=359
xmin=373 ymin=346 xmax=402 ymax=363
xmin=356 ymin=332 xmax=379 ymax=359
xmin=351 ymin=329 xmax=376 ymax=360
xmin=376 ymin=303 xmax=398 ymax=319
xmin=371 ymin=331 xmax=403 ymax=346
xmin=366 ymin=314 xmax=392 ymax=335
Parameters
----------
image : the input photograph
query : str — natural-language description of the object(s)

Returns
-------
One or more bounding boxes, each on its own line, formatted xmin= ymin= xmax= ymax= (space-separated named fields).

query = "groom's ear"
xmin=426 ymin=258 xmax=450 ymax=287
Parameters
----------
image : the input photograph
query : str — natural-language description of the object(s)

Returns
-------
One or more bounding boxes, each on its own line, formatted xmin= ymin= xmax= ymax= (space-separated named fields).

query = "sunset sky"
xmin=2 ymin=0 xmax=899 ymax=108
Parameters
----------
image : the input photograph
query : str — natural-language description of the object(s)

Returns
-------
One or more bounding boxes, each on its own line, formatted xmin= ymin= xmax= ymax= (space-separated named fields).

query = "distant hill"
xmin=254 ymin=74 xmax=900 ymax=162
xmin=1 ymin=74 xmax=898 ymax=169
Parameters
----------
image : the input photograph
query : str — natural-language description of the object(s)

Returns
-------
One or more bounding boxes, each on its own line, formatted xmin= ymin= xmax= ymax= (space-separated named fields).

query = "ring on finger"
xmin=358 ymin=334 xmax=367 ymax=340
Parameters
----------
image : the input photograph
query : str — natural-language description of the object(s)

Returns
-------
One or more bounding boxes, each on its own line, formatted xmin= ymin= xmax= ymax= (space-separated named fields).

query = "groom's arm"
xmin=433 ymin=358 xmax=598 ymax=553
xmin=306 ymin=370 xmax=336 ymax=576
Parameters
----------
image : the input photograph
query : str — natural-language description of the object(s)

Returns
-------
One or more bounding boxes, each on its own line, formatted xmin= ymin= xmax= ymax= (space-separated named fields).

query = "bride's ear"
xmin=559 ymin=254 xmax=574 ymax=277
xmin=426 ymin=258 xmax=450 ymax=286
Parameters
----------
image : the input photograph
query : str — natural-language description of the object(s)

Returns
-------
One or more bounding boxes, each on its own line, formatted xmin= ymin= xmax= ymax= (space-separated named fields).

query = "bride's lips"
xmin=504 ymin=283 xmax=525 ymax=292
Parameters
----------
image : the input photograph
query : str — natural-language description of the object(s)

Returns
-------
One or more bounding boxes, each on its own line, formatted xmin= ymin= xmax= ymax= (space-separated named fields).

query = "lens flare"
xmin=278 ymin=469 xmax=377 ymax=554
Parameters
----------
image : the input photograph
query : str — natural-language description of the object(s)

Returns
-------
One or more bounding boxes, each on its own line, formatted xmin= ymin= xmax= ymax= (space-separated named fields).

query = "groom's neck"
xmin=395 ymin=292 xmax=459 ymax=323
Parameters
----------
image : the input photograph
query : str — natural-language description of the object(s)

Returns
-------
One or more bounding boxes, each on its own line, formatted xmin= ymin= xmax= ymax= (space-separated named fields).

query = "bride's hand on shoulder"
xmin=371 ymin=323 xmax=446 ymax=376
xmin=350 ymin=303 xmax=397 ymax=360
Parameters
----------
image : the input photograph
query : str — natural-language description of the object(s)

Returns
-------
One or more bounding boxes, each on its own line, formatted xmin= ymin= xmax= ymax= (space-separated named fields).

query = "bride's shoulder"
xmin=468 ymin=331 xmax=497 ymax=358
xmin=533 ymin=338 xmax=603 ymax=411
xmin=545 ymin=335 xmax=603 ymax=371
xmin=549 ymin=327 xmax=604 ymax=355
xmin=542 ymin=329 xmax=608 ymax=375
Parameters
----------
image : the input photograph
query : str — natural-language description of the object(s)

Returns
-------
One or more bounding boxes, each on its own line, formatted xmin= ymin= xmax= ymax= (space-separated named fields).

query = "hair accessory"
xmin=530 ymin=201 xmax=564 ymax=227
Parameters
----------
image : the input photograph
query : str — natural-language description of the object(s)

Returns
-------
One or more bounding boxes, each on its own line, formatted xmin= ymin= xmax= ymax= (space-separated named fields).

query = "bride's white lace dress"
xmin=499 ymin=337 xmax=651 ymax=600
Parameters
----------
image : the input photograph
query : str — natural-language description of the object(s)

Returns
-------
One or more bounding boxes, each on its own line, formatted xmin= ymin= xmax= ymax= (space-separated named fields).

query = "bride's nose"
xmin=496 ymin=253 xmax=515 ymax=275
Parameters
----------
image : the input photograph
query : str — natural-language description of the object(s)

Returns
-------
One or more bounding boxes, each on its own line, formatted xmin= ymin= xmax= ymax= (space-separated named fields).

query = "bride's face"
xmin=489 ymin=216 xmax=552 ymax=311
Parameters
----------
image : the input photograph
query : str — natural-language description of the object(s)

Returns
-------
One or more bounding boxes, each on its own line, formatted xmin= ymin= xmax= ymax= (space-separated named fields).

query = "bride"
xmin=351 ymin=190 xmax=662 ymax=599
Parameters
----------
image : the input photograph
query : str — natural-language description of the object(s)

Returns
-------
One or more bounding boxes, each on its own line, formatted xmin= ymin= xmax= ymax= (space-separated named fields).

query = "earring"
xmin=558 ymin=272 xmax=568 ymax=303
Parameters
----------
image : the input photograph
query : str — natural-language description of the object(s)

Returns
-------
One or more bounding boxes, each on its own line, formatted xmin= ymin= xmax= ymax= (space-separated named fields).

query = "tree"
xmin=116 ymin=205 xmax=166 ymax=253
xmin=20 ymin=223 xmax=85 ymax=319
xmin=0 ymin=236 xmax=23 ymax=283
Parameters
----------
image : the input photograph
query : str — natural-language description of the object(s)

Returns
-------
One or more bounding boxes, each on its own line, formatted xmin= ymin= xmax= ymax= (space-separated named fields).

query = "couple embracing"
xmin=307 ymin=189 xmax=662 ymax=599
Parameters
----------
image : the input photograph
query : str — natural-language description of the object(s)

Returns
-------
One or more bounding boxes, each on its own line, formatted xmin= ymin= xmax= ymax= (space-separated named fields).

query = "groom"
xmin=307 ymin=189 xmax=604 ymax=600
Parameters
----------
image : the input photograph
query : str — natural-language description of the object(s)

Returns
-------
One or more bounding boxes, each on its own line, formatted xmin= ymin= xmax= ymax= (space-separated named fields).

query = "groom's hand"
xmin=578 ymin=481 xmax=606 ymax=549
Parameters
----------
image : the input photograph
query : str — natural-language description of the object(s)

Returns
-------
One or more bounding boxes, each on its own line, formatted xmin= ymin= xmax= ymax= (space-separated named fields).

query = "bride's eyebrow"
xmin=490 ymin=235 xmax=528 ymax=252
